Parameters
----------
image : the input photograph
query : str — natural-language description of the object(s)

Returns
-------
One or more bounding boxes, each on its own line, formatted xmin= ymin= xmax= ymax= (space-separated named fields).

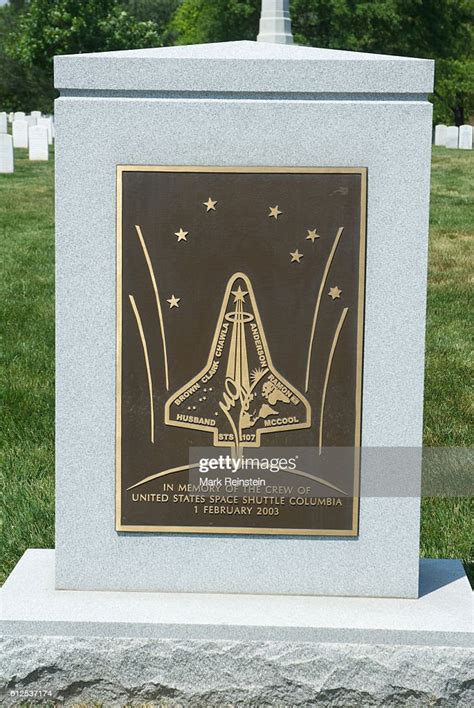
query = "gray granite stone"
xmin=1 ymin=635 xmax=473 ymax=707
xmin=2 ymin=551 xmax=472 ymax=648
xmin=54 ymin=40 xmax=434 ymax=95
xmin=54 ymin=85 xmax=433 ymax=596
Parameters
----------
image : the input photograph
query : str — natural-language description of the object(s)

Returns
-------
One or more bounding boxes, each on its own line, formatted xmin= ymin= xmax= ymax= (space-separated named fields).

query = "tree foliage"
xmin=433 ymin=59 xmax=474 ymax=125
xmin=0 ymin=1 xmax=52 ymax=112
xmin=171 ymin=0 xmax=474 ymax=125
xmin=1 ymin=0 xmax=473 ymax=123
xmin=170 ymin=0 xmax=259 ymax=45
xmin=1 ymin=0 xmax=163 ymax=111
xmin=122 ymin=0 xmax=181 ymax=42
xmin=290 ymin=0 xmax=472 ymax=57
xmin=12 ymin=0 xmax=160 ymax=68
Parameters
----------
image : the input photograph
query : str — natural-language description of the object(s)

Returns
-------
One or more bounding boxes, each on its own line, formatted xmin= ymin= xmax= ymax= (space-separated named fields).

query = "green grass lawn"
xmin=0 ymin=146 xmax=472 ymax=586
xmin=0 ymin=148 xmax=55 ymax=580
xmin=420 ymin=148 xmax=474 ymax=583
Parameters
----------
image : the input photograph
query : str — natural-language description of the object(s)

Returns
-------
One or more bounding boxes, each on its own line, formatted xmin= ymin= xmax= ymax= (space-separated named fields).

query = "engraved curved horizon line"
xmin=129 ymin=294 xmax=155 ymax=444
xmin=127 ymin=462 xmax=200 ymax=491
xmin=319 ymin=307 xmax=349 ymax=455
xmin=135 ymin=224 xmax=169 ymax=390
xmin=126 ymin=460 xmax=347 ymax=495
xmin=304 ymin=226 xmax=344 ymax=392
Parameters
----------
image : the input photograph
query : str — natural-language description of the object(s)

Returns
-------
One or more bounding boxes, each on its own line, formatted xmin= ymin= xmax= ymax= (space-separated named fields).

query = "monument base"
xmin=1 ymin=550 xmax=472 ymax=705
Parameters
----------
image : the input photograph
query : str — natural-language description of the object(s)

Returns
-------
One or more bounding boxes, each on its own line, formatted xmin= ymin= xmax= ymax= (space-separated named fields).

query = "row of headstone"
xmin=1 ymin=111 xmax=54 ymax=140
xmin=8 ymin=110 xmax=42 ymax=123
xmin=434 ymin=124 xmax=473 ymax=150
xmin=0 ymin=120 xmax=51 ymax=172
xmin=2 ymin=111 xmax=39 ymax=126
xmin=10 ymin=117 xmax=53 ymax=148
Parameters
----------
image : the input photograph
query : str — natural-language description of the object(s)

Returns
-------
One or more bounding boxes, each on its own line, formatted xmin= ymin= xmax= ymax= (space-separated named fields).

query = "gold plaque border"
xmin=115 ymin=165 xmax=367 ymax=537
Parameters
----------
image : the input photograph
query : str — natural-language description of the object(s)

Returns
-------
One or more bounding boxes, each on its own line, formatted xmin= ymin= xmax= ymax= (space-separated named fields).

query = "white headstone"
xmin=26 ymin=115 xmax=37 ymax=127
xmin=445 ymin=126 xmax=459 ymax=149
xmin=0 ymin=133 xmax=14 ymax=173
xmin=8 ymin=112 xmax=14 ymax=123
xmin=458 ymin=124 xmax=473 ymax=150
xmin=12 ymin=119 xmax=28 ymax=148
xmin=14 ymin=111 xmax=26 ymax=121
xmin=28 ymin=125 xmax=49 ymax=161
xmin=434 ymin=124 xmax=447 ymax=146
xmin=31 ymin=111 xmax=42 ymax=119
xmin=0 ymin=112 xmax=7 ymax=133
xmin=38 ymin=116 xmax=53 ymax=144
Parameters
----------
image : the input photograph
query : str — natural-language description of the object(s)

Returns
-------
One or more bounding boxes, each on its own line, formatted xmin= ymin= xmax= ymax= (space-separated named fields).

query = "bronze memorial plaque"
xmin=116 ymin=166 xmax=366 ymax=535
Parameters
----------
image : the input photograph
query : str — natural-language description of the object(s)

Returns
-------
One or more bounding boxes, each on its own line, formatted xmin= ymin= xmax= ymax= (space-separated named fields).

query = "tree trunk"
xmin=453 ymin=95 xmax=465 ymax=127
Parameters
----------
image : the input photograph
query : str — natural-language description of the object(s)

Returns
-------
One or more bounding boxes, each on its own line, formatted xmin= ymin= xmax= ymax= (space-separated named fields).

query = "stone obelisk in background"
xmin=257 ymin=0 xmax=294 ymax=44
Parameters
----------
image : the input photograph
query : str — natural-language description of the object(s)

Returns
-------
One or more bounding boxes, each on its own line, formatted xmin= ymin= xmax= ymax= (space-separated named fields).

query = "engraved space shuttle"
xmin=165 ymin=273 xmax=311 ymax=453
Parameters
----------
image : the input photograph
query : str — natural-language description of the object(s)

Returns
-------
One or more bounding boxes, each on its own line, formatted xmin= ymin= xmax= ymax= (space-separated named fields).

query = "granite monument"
xmin=1 ymin=3 xmax=472 ymax=704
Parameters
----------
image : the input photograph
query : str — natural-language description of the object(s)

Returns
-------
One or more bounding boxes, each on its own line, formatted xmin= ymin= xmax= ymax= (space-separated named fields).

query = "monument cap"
xmin=54 ymin=41 xmax=434 ymax=96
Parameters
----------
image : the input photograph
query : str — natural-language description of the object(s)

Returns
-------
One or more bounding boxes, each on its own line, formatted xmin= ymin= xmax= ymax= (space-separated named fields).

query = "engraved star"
xmin=203 ymin=197 xmax=217 ymax=212
xmin=306 ymin=229 xmax=320 ymax=243
xmin=232 ymin=286 xmax=248 ymax=302
xmin=167 ymin=295 xmax=180 ymax=308
xmin=269 ymin=205 xmax=282 ymax=219
xmin=290 ymin=249 xmax=303 ymax=263
xmin=174 ymin=228 xmax=188 ymax=242
xmin=329 ymin=286 xmax=342 ymax=300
